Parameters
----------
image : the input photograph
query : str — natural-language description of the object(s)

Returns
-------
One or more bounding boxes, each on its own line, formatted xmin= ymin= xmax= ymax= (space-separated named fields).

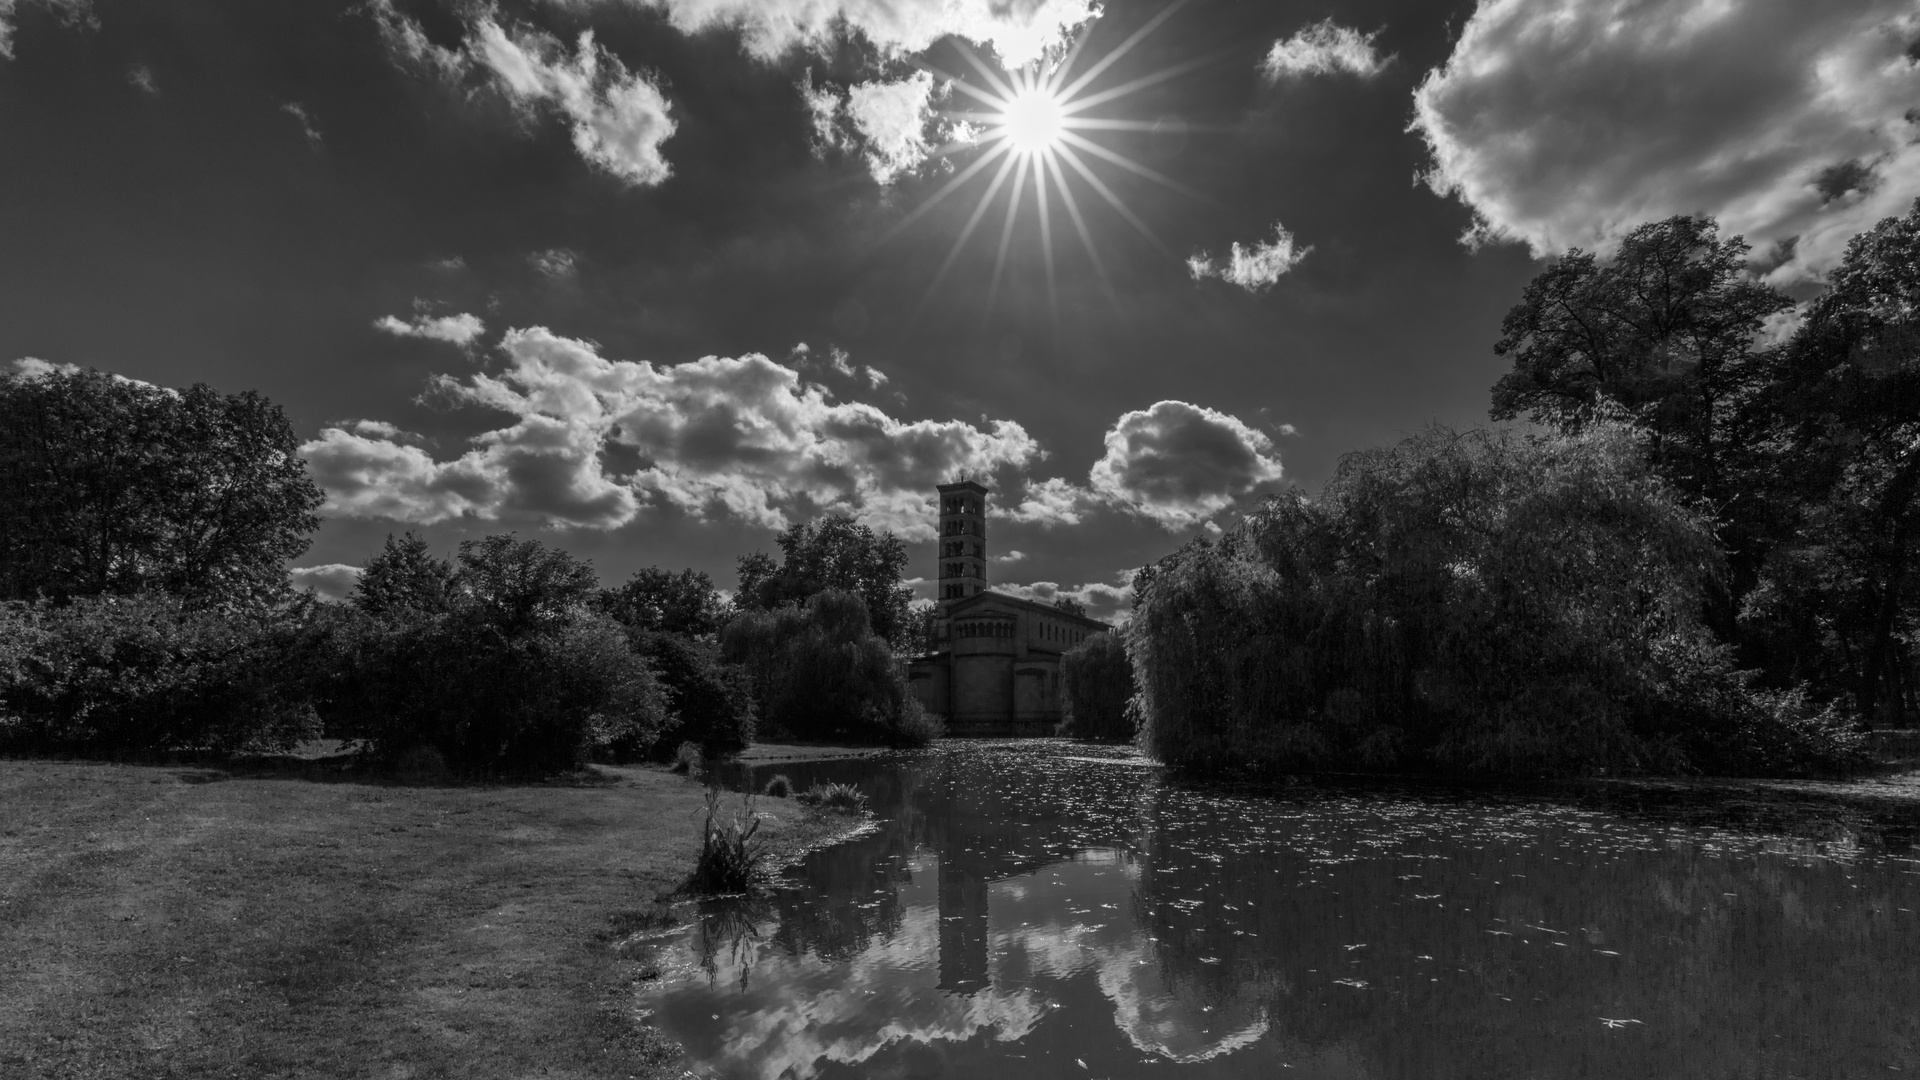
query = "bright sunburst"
xmin=889 ymin=3 xmax=1207 ymax=319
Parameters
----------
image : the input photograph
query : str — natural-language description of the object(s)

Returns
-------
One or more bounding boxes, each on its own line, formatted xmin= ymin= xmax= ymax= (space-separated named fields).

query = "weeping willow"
xmin=1128 ymin=425 xmax=1865 ymax=778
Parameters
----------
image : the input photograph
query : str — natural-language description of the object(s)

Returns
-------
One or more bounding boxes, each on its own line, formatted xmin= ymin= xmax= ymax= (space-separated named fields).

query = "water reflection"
xmin=644 ymin=742 xmax=1920 ymax=1078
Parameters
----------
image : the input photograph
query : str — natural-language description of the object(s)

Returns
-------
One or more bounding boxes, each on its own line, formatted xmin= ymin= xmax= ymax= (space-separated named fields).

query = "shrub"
xmin=669 ymin=741 xmax=702 ymax=775
xmin=1060 ymin=630 xmax=1134 ymax=742
xmin=321 ymin=606 xmax=669 ymax=777
xmin=719 ymin=590 xmax=927 ymax=746
xmin=763 ymin=773 xmax=792 ymax=798
xmin=686 ymin=788 xmax=765 ymax=894
xmin=797 ymin=781 xmax=868 ymax=813
xmin=0 ymin=594 xmax=320 ymax=756
xmin=630 ymin=631 xmax=755 ymax=761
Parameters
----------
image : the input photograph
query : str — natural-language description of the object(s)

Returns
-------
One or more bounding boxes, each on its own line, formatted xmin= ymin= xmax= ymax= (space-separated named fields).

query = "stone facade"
xmin=908 ymin=481 xmax=1110 ymax=736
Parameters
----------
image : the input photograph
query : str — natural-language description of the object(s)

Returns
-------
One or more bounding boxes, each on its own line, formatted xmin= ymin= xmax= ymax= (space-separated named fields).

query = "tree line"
xmin=0 ymin=367 xmax=937 ymax=773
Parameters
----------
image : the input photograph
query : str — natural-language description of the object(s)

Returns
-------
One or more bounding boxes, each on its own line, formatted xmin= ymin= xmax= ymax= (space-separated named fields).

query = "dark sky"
xmin=4 ymin=0 xmax=1914 ymax=616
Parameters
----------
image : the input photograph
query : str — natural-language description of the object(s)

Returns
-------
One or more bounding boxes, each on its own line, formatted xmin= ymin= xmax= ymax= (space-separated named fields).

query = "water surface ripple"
xmin=640 ymin=741 xmax=1920 ymax=1079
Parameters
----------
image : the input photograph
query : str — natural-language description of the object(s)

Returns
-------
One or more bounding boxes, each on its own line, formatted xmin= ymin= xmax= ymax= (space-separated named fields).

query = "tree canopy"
xmin=734 ymin=514 xmax=913 ymax=643
xmin=0 ymin=366 xmax=323 ymax=603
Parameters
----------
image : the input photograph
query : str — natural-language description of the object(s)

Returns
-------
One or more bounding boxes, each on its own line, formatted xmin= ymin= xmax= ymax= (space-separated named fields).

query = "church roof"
xmin=944 ymin=588 xmax=1110 ymax=631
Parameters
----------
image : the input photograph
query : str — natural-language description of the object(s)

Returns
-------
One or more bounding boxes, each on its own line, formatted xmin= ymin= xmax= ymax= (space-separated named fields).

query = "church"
xmin=907 ymin=480 xmax=1112 ymax=736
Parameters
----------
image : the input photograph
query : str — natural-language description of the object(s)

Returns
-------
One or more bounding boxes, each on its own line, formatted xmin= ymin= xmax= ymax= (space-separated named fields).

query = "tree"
xmin=453 ymin=534 xmax=598 ymax=634
xmin=352 ymin=533 xmax=455 ymax=616
xmin=1489 ymin=216 xmax=1794 ymax=633
xmin=734 ymin=514 xmax=913 ymax=644
xmin=597 ymin=566 xmax=727 ymax=637
xmin=0 ymin=366 xmax=323 ymax=603
xmin=1050 ymin=596 xmax=1089 ymax=617
xmin=1746 ymin=199 xmax=1920 ymax=723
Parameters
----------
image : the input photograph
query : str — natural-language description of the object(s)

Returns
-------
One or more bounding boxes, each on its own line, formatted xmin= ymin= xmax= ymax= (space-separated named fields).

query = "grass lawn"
xmin=0 ymin=755 xmax=844 ymax=1080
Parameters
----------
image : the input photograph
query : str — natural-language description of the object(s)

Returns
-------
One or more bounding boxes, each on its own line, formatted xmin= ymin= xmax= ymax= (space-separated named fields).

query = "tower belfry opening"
xmin=936 ymin=480 xmax=990 ymax=608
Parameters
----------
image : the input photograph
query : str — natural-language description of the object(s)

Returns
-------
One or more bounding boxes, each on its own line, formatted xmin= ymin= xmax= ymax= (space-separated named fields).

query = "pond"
xmin=638 ymin=740 xmax=1920 ymax=1079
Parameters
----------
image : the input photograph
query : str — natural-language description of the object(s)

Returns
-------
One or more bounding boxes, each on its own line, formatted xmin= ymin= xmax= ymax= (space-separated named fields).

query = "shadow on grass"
xmin=3 ymin=742 xmax=659 ymax=791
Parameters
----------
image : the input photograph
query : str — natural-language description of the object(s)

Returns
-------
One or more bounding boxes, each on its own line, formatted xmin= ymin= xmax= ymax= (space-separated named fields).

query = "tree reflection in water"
xmin=648 ymin=743 xmax=1920 ymax=1079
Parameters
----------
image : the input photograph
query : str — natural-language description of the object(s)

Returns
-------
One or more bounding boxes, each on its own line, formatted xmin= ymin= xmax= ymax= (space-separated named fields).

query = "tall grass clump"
xmin=1060 ymin=630 xmax=1135 ymax=742
xmin=1128 ymin=424 xmax=1865 ymax=779
xmin=763 ymin=773 xmax=792 ymax=798
xmin=669 ymin=741 xmax=702 ymax=775
xmin=796 ymin=781 xmax=868 ymax=813
xmin=720 ymin=590 xmax=936 ymax=746
xmin=686 ymin=788 xmax=765 ymax=894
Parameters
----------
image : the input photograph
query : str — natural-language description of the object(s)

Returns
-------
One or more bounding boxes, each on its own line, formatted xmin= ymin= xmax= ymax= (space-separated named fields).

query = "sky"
xmin=4 ymin=0 xmax=1918 ymax=619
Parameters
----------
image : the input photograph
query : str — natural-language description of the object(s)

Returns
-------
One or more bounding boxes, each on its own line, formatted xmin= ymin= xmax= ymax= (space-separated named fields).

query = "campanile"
xmin=936 ymin=479 xmax=989 ymax=610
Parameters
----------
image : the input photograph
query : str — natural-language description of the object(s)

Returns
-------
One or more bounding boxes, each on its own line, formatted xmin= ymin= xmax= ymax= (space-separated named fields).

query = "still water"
xmin=640 ymin=741 xmax=1920 ymax=1079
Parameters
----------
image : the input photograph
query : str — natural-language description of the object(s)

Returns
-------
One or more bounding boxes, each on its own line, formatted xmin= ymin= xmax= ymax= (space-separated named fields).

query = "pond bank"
xmin=0 ymin=755 xmax=851 ymax=1080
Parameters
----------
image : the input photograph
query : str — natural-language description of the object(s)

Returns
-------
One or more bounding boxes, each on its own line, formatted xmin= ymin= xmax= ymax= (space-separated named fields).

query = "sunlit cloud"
xmin=1187 ymin=222 xmax=1310 ymax=291
xmin=373 ymin=311 xmax=486 ymax=347
xmin=1261 ymin=18 xmax=1390 ymax=81
xmin=281 ymin=101 xmax=323 ymax=147
xmin=289 ymin=563 xmax=361 ymax=603
xmin=302 ymin=327 xmax=1044 ymax=537
xmin=0 ymin=0 xmax=89 ymax=61
xmin=636 ymin=0 xmax=1098 ymax=68
xmin=1089 ymin=400 xmax=1284 ymax=529
xmin=1412 ymin=0 xmax=1920 ymax=283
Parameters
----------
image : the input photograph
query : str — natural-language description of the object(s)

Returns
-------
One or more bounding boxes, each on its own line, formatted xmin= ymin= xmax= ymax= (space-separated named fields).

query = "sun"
xmin=996 ymin=79 xmax=1066 ymax=157
xmin=887 ymin=3 xmax=1206 ymax=320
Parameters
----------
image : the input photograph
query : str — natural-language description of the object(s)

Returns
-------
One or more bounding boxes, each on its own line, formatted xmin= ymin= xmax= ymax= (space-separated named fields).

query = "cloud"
xmin=1187 ymin=223 xmax=1311 ymax=291
xmin=7 ymin=357 xmax=169 ymax=393
xmin=1088 ymin=401 xmax=1284 ymax=529
xmin=1006 ymin=475 xmax=1098 ymax=527
xmin=127 ymin=64 xmax=156 ymax=94
xmin=472 ymin=20 xmax=676 ymax=186
xmin=0 ymin=0 xmax=89 ymax=61
xmin=347 ymin=418 xmax=420 ymax=440
xmin=365 ymin=3 xmax=675 ymax=187
xmin=995 ymin=577 xmax=1135 ymax=623
xmin=303 ymin=327 xmax=1044 ymax=536
xmin=1411 ymin=0 xmax=1920 ymax=283
xmin=530 ymin=248 xmax=578 ymax=278
xmin=373 ymin=311 xmax=486 ymax=346
xmin=1261 ymin=18 xmax=1391 ymax=80
xmin=844 ymin=71 xmax=940 ymax=184
xmin=993 ymin=549 xmax=1025 ymax=562
xmin=638 ymin=0 xmax=1097 ymax=68
xmin=289 ymin=563 xmax=361 ymax=603
xmin=281 ymin=101 xmax=322 ymax=147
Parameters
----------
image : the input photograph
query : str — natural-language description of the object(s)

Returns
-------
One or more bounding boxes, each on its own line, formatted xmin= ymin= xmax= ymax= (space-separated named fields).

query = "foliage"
xmin=1060 ymin=630 xmax=1135 ymax=742
xmin=0 ymin=594 xmax=320 ymax=755
xmin=719 ymin=590 xmax=935 ymax=746
xmin=685 ymin=789 xmax=766 ymax=894
xmin=597 ymin=566 xmax=728 ymax=637
xmin=763 ymin=773 xmax=792 ymax=798
xmin=669 ymin=741 xmax=702 ymax=775
xmin=1128 ymin=425 xmax=1863 ymax=778
xmin=1050 ymin=596 xmax=1089 ymax=617
xmin=796 ymin=781 xmax=868 ymax=813
xmin=735 ymin=515 xmax=914 ymax=645
xmin=352 ymin=532 xmax=455 ymax=616
xmin=0 ymin=367 xmax=323 ymax=604
xmin=631 ymin=630 xmax=755 ymax=761
xmin=452 ymin=533 xmax=598 ymax=635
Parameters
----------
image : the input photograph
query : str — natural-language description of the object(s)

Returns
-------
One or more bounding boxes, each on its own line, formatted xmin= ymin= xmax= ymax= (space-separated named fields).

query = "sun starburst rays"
xmin=899 ymin=4 xmax=1196 ymax=325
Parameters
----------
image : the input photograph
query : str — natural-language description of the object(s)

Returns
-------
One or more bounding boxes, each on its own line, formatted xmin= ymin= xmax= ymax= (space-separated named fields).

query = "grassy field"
xmin=0 ymin=754 xmax=844 ymax=1080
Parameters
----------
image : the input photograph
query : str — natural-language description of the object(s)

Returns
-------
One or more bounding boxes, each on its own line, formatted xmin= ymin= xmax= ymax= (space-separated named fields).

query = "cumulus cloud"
xmin=366 ymin=3 xmax=675 ymax=187
xmin=1412 ymin=0 xmax=1920 ymax=283
xmin=639 ymin=0 xmax=1097 ymax=67
xmin=1088 ymin=401 xmax=1284 ymax=529
xmin=1261 ymin=18 xmax=1391 ymax=80
xmin=473 ymin=20 xmax=676 ymax=186
xmin=844 ymin=70 xmax=940 ymax=184
xmin=1006 ymin=475 xmax=1098 ymax=527
xmin=8 ymin=356 xmax=169 ymax=393
xmin=1187 ymin=223 xmax=1311 ymax=291
xmin=303 ymin=327 xmax=1043 ymax=536
xmin=374 ymin=311 xmax=486 ymax=346
xmin=289 ymin=563 xmax=361 ymax=603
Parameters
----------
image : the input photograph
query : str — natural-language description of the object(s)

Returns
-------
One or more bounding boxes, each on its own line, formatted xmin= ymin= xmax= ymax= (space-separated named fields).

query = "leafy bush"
xmin=1128 ymin=425 xmax=1865 ymax=779
xmin=719 ymin=590 xmax=933 ymax=746
xmin=686 ymin=788 xmax=765 ymax=894
xmin=669 ymin=741 xmax=702 ymax=775
xmin=797 ymin=781 xmax=868 ymax=813
xmin=1060 ymin=630 xmax=1134 ymax=742
xmin=0 ymin=594 xmax=319 ymax=755
xmin=763 ymin=773 xmax=792 ymax=798
xmin=630 ymin=631 xmax=755 ymax=761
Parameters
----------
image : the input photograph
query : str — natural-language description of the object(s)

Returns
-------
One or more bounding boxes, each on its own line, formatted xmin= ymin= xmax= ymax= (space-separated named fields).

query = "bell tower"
xmin=936 ymin=479 xmax=989 ymax=610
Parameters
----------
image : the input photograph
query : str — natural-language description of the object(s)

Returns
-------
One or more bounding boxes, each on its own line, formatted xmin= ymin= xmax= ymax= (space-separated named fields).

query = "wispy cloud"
xmin=1261 ymin=18 xmax=1391 ymax=80
xmin=373 ymin=311 xmax=486 ymax=347
xmin=1187 ymin=223 xmax=1311 ymax=292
